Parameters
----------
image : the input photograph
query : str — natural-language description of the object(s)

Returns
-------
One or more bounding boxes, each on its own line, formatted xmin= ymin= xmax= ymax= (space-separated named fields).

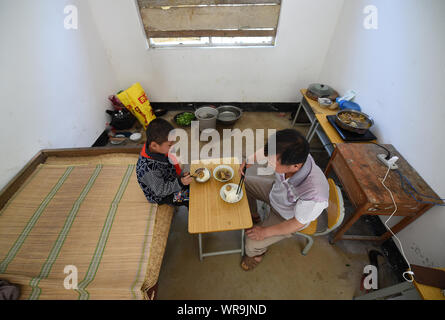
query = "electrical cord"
xmin=370 ymin=142 xmax=392 ymax=160
xmin=380 ymin=166 xmax=415 ymax=282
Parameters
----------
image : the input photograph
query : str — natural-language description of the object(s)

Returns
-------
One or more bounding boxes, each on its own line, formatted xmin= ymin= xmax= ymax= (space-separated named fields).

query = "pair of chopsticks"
xmin=236 ymin=166 xmax=247 ymax=195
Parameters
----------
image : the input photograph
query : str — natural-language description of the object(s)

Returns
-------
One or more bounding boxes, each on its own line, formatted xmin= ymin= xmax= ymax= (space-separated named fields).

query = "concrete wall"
xmin=0 ymin=0 xmax=119 ymax=190
xmin=319 ymin=0 xmax=445 ymax=266
xmin=87 ymin=0 xmax=344 ymax=102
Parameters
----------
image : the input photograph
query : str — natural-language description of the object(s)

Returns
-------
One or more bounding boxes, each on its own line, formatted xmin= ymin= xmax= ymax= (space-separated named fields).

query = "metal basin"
xmin=217 ymin=105 xmax=243 ymax=125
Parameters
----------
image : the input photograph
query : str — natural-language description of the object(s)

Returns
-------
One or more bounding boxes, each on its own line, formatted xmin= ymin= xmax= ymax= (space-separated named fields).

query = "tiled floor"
xmin=155 ymin=112 xmax=399 ymax=300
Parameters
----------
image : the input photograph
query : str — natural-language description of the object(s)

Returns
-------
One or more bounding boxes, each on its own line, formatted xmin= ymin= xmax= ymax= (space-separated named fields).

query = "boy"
xmin=239 ymin=129 xmax=329 ymax=271
xmin=136 ymin=118 xmax=193 ymax=207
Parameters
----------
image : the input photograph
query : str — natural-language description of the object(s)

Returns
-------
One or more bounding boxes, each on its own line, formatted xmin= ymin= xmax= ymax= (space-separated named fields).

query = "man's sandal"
xmin=240 ymin=253 xmax=266 ymax=271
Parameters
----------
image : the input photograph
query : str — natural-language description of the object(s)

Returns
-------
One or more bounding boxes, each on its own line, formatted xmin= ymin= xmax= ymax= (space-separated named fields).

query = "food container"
xmin=213 ymin=165 xmax=234 ymax=183
xmin=220 ymin=183 xmax=243 ymax=204
xmin=195 ymin=106 xmax=218 ymax=131
xmin=318 ymin=98 xmax=332 ymax=108
xmin=335 ymin=109 xmax=374 ymax=135
xmin=216 ymin=105 xmax=243 ymax=125
xmin=195 ymin=168 xmax=211 ymax=184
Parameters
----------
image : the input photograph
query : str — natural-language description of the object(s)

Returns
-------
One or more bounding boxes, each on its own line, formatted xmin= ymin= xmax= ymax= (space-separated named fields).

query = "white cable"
xmin=380 ymin=166 xmax=415 ymax=283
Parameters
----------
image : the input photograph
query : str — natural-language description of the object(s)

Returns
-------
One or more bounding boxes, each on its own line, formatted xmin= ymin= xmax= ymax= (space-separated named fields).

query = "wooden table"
xmin=292 ymin=89 xmax=340 ymax=156
xmin=189 ymin=158 xmax=253 ymax=261
xmin=325 ymin=143 xmax=443 ymax=243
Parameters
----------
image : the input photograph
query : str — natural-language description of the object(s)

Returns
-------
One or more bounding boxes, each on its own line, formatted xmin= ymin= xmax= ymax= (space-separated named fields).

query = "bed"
xmin=0 ymin=147 xmax=174 ymax=300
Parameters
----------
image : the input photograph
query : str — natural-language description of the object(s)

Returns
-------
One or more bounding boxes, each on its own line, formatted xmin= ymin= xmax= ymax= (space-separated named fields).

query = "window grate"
xmin=137 ymin=0 xmax=281 ymax=48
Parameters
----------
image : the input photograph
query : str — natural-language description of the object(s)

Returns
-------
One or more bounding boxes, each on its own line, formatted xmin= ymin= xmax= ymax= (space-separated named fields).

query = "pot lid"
xmin=308 ymin=83 xmax=335 ymax=97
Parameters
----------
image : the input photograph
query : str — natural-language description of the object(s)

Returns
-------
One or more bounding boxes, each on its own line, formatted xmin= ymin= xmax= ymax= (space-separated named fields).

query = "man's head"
xmin=146 ymin=118 xmax=175 ymax=154
xmin=265 ymin=129 xmax=310 ymax=174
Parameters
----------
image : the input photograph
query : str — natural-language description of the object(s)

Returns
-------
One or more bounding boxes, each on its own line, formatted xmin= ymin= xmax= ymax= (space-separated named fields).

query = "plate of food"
xmin=194 ymin=168 xmax=211 ymax=183
xmin=220 ymin=183 xmax=243 ymax=204
xmin=213 ymin=165 xmax=234 ymax=183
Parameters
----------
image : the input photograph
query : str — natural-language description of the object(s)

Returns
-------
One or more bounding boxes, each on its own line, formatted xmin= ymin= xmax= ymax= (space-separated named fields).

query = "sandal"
xmin=240 ymin=253 xmax=266 ymax=271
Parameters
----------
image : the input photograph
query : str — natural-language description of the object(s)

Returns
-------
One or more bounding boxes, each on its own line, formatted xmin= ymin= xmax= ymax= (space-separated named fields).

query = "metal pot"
xmin=307 ymin=83 xmax=339 ymax=102
xmin=195 ymin=106 xmax=218 ymax=131
xmin=335 ymin=109 xmax=374 ymax=135
xmin=216 ymin=105 xmax=243 ymax=125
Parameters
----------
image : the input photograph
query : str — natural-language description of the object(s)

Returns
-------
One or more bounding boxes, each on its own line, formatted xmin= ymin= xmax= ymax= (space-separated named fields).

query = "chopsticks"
xmin=236 ymin=166 xmax=247 ymax=195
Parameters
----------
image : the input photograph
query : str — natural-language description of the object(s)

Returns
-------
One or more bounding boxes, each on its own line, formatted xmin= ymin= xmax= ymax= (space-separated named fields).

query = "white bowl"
xmin=195 ymin=168 xmax=211 ymax=183
xmin=318 ymin=98 xmax=333 ymax=108
xmin=213 ymin=165 xmax=234 ymax=182
xmin=220 ymin=183 xmax=243 ymax=204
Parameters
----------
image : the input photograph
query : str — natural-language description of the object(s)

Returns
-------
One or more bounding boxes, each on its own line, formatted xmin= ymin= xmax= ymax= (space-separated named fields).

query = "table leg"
xmin=291 ymin=102 xmax=303 ymax=126
xmin=306 ymin=121 xmax=317 ymax=140
xmin=241 ymin=229 xmax=245 ymax=257
xmin=332 ymin=204 xmax=368 ymax=244
xmin=307 ymin=122 xmax=319 ymax=143
xmin=198 ymin=233 xmax=203 ymax=261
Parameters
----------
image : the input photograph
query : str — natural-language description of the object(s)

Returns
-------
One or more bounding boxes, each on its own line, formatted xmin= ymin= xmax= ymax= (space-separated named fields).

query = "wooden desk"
xmin=325 ymin=143 xmax=442 ymax=243
xmin=189 ymin=158 xmax=252 ymax=260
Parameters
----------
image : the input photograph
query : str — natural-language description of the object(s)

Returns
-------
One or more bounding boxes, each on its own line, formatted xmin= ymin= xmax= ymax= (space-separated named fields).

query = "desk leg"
xmin=324 ymin=147 xmax=337 ymax=176
xmin=332 ymin=204 xmax=368 ymax=244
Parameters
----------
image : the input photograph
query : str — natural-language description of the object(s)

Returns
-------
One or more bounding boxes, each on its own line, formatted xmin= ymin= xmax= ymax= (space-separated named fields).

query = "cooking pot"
xmin=307 ymin=83 xmax=339 ymax=102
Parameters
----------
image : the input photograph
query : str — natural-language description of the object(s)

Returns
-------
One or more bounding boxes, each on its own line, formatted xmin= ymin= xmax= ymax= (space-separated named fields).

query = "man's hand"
xmin=181 ymin=173 xmax=193 ymax=186
xmin=239 ymin=161 xmax=252 ymax=177
xmin=246 ymin=226 xmax=268 ymax=241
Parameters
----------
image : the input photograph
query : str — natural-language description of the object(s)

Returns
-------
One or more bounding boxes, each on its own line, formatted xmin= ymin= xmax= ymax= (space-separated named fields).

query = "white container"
xmin=213 ymin=165 xmax=234 ymax=183
xmin=318 ymin=98 xmax=333 ymax=108
xmin=195 ymin=106 xmax=218 ymax=131
xmin=220 ymin=183 xmax=243 ymax=204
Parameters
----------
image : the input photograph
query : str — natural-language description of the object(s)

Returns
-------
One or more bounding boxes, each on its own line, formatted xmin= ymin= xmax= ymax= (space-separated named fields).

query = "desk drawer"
xmin=331 ymin=153 xmax=366 ymax=208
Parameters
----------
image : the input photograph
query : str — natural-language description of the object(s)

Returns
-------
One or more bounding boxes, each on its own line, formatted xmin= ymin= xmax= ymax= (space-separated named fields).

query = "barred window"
xmin=136 ymin=0 xmax=281 ymax=48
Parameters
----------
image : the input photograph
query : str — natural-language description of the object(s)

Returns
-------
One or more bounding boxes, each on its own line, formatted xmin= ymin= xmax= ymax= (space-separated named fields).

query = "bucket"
xmin=195 ymin=106 xmax=218 ymax=131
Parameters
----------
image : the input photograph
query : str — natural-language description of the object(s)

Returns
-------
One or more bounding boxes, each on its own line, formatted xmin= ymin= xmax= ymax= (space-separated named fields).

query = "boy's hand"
xmin=181 ymin=173 xmax=193 ymax=186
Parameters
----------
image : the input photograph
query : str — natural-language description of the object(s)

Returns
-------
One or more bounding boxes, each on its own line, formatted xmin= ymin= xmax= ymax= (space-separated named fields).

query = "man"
xmin=240 ymin=129 xmax=329 ymax=271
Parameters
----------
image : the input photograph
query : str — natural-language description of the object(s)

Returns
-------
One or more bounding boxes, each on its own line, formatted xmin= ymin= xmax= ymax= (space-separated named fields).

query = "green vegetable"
xmin=176 ymin=112 xmax=195 ymax=126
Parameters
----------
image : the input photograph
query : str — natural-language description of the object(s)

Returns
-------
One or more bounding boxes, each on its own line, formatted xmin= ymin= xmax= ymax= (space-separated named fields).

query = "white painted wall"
xmin=319 ymin=0 xmax=445 ymax=266
xmin=87 ymin=0 xmax=344 ymax=102
xmin=0 ymin=0 xmax=119 ymax=190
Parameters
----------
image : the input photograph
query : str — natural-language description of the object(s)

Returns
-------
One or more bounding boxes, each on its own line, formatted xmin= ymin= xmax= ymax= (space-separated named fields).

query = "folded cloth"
xmin=0 ymin=279 xmax=20 ymax=300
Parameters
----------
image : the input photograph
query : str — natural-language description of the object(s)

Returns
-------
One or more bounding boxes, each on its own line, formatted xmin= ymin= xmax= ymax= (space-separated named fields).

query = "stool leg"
xmin=295 ymin=233 xmax=314 ymax=256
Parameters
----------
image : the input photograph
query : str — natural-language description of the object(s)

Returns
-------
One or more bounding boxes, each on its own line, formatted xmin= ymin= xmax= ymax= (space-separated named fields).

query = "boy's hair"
xmin=145 ymin=118 xmax=174 ymax=146
xmin=264 ymin=129 xmax=310 ymax=165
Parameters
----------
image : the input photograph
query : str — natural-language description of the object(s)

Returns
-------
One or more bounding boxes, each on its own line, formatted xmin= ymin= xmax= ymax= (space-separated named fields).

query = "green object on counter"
xmin=176 ymin=112 xmax=195 ymax=126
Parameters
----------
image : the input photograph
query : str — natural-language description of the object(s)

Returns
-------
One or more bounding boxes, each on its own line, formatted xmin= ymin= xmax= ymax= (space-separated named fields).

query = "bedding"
xmin=0 ymin=153 xmax=173 ymax=300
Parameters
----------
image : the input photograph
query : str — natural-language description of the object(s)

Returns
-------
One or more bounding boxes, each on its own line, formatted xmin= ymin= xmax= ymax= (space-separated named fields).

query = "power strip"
xmin=377 ymin=154 xmax=399 ymax=170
